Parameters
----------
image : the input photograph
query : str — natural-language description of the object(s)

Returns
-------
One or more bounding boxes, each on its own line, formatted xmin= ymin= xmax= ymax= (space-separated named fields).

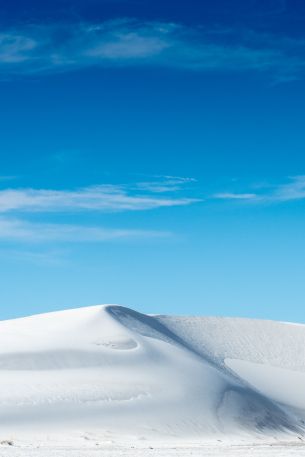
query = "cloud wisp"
xmin=135 ymin=176 xmax=197 ymax=193
xmin=270 ymin=175 xmax=305 ymax=202
xmin=0 ymin=178 xmax=197 ymax=244
xmin=213 ymin=192 xmax=257 ymax=200
xmin=0 ymin=218 xmax=167 ymax=243
xmin=213 ymin=176 xmax=305 ymax=204
xmin=0 ymin=181 xmax=199 ymax=213
xmin=0 ymin=19 xmax=305 ymax=80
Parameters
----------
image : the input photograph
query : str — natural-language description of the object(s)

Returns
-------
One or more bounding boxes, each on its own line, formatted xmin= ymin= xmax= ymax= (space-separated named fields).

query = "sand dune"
xmin=0 ymin=305 xmax=305 ymax=446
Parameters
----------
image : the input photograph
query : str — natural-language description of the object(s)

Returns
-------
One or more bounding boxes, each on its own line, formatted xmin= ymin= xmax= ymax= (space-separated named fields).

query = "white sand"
xmin=0 ymin=305 xmax=305 ymax=454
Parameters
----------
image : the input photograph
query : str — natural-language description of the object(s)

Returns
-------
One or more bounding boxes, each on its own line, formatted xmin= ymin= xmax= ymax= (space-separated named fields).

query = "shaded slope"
xmin=156 ymin=314 xmax=305 ymax=412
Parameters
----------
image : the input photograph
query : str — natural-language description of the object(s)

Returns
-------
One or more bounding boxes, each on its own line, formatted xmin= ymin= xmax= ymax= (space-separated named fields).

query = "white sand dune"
xmin=0 ymin=304 xmax=305 ymax=447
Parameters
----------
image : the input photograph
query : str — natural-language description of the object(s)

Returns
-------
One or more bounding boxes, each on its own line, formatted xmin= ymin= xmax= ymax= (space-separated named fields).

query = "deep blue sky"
xmin=1 ymin=0 xmax=305 ymax=322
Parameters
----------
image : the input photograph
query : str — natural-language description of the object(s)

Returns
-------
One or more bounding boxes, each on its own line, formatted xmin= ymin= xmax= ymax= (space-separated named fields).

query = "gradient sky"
xmin=1 ymin=0 xmax=305 ymax=322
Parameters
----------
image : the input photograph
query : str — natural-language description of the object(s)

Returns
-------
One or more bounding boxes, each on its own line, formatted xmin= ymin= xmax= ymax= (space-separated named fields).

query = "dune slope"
xmin=0 ymin=305 xmax=304 ymax=441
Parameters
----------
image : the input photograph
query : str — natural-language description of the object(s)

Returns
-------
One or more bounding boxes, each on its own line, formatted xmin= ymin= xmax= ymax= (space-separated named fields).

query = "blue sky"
xmin=1 ymin=0 xmax=305 ymax=321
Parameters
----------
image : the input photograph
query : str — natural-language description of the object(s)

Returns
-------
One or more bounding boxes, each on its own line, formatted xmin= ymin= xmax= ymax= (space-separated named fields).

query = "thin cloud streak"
xmin=0 ymin=19 xmax=304 ymax=80
xmin=0 ymin=247 xmax=70 ymax=267
xmin=0 ymin=183 xmax=199 ymax=213
xmin=214 ymin=192 xmax=257 ymax=200
xmin=135 ymin=176 xmax=197 ymax=193
xmin=270 ymin=175 xmax=305 ymax=202
xmin=0 ymin=179 xmax=196 ymax=245
xmin=213 ymin=176 xmax=305 ymax=204
xmin=0 ymin=218 xmax=169 ymax=243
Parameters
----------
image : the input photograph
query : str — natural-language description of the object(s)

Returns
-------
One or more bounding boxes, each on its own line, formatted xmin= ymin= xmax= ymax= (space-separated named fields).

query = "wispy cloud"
xmin=0 ymin=33 xmax=37 ymax=63
xmin=0 ymin=247 xmax=70 ymax=266
xmin=1 ymin=19 xmax=305 ymax=80
xmin=0 ymin=217 xmax=168 ymax=243
xmin=0 ymin=178 xmax=197 ymax=245
xmin=213 ymin=176 xmax=305 ymax=204
xmin=269 ymin=175 xmax=305 ymax=202
xmin=135 ymin=176 xmax=197 ymax=193
xmin=0 ymin=181 xmax=199 ymax=213
xmin=213 ymin=192 xmax=257 ymax=200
